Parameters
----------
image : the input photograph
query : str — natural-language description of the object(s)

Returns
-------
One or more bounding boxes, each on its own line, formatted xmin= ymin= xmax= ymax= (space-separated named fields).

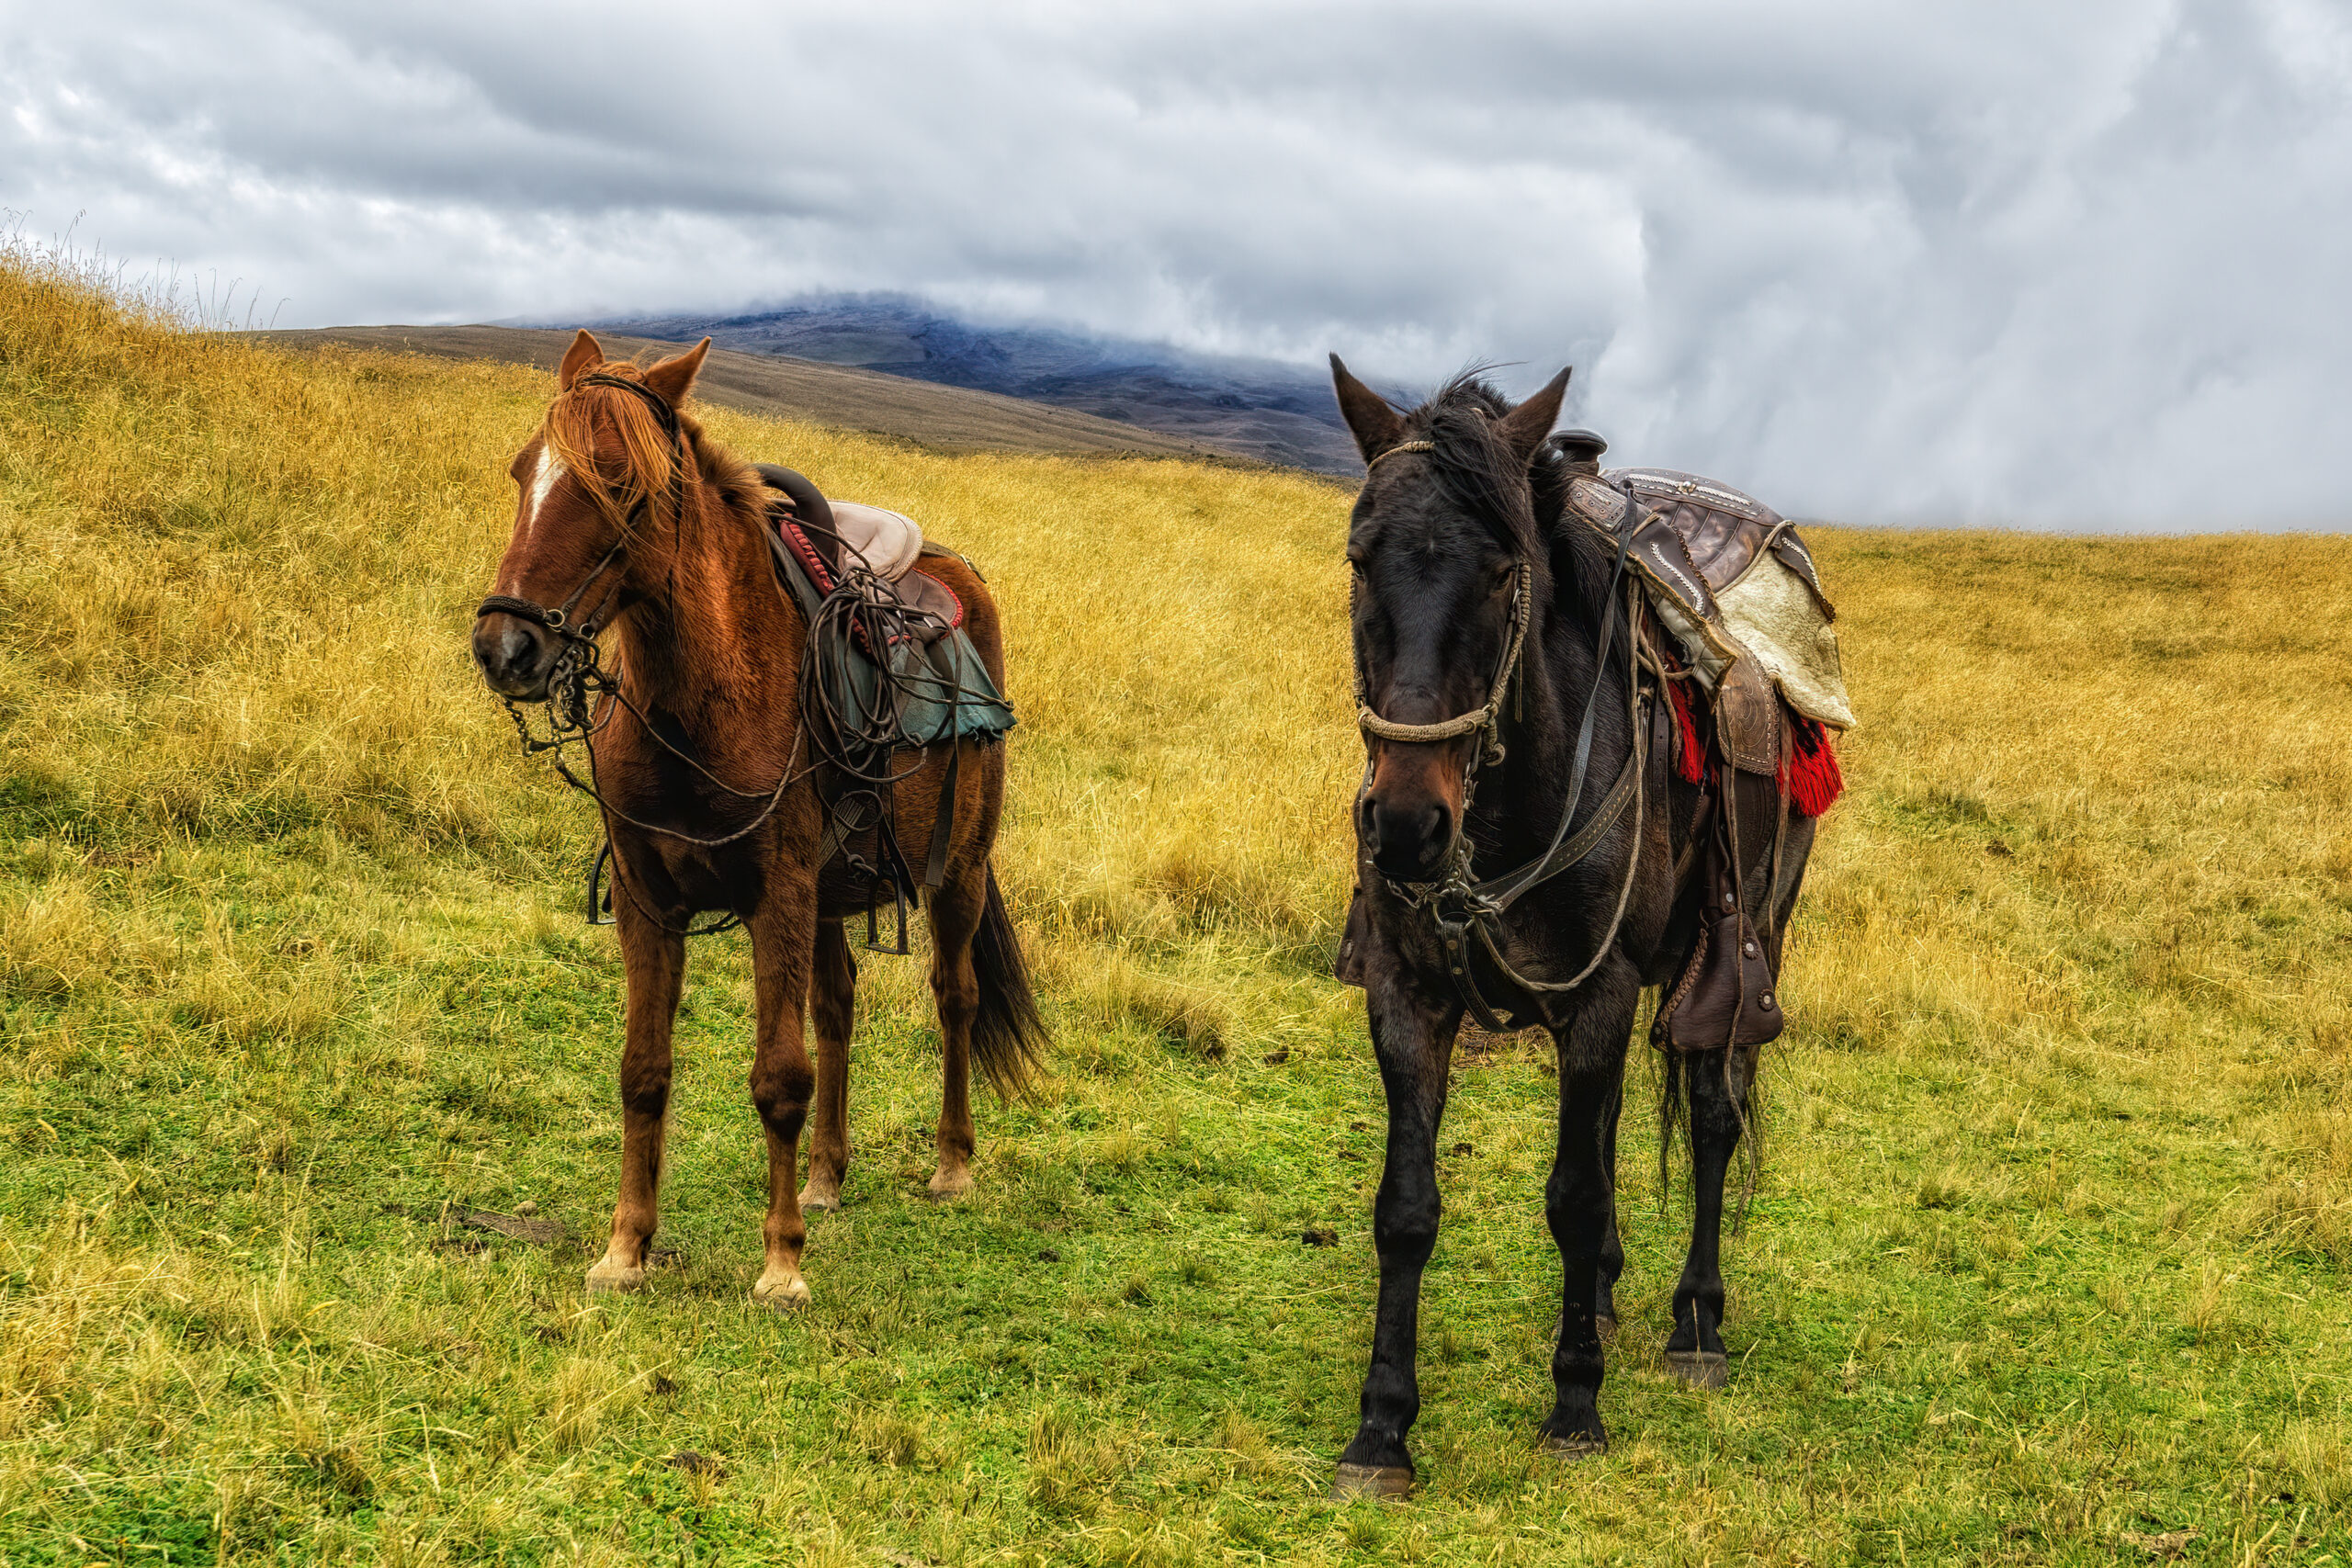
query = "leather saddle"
xmin=1542 ymin=444 xmax=1815 ymax=1052
xmin=756 ymin=464 xmax=965 ymax=645
xmin=1563 ymin=465 xmax=1828 ymax=630
xmin=753 ymin=464 xmax=1015 ymax=952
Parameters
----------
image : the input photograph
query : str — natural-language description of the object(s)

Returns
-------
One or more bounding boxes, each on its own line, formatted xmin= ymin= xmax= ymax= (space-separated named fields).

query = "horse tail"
xmin=969 ymin=864 xmax=1047 ymax=1100
xmin=1653 ymin=1043 xmax=1764 ymax=1228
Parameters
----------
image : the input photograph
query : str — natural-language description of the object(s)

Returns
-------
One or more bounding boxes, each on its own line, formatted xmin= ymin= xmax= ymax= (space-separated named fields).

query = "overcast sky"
xmin=7 ymin=0 xmax=2348 ymax=526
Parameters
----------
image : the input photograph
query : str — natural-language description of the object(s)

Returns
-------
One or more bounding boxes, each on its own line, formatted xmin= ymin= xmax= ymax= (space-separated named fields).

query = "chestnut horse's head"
xmin=472 ymin=329 xmax=713 ymax=700
xmin=1331 ymin=356 xmax=1569 ymax=883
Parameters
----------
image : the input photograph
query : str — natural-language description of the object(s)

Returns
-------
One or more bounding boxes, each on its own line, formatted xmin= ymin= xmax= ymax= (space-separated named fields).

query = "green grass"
xmin=1 ymin=243 xmax=2348 ymax=1565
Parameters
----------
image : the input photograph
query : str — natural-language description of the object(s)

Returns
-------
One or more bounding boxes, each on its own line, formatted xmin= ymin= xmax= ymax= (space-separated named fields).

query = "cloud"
xmin=6 ymin=0 xmax=2346 ymax=525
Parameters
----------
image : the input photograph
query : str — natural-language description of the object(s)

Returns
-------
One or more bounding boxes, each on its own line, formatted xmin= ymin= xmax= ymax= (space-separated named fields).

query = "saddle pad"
xmin=1566 ymin=469 xmax=1854 ymax=732
xmin=1715 ymin=543 xmax=1855 ymax=731
xmin=829 ymin=501 xmax=923 ymax=583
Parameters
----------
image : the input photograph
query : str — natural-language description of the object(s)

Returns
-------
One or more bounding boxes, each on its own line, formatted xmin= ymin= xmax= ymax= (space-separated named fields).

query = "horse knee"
xmin=749 ymin=1059 xmax=814 ymax=1131
xmin=618 ymin=1071 xmax=671 ymax=1122
xmin=1372 ymin=1193 xmax=1440 ymax=1262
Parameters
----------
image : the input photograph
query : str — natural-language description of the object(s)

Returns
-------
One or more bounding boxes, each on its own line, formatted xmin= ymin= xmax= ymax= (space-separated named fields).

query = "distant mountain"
xmin=582 ymin=297 xmax=1365 ymax=475
xmin=252 ymin=325 xmax=1230 ymax=463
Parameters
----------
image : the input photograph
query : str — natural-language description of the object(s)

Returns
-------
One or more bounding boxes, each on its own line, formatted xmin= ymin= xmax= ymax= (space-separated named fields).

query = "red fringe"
xmin=1666 ymin=681 xmax=1709 ymax=784
xmin=1667 ymin=672 xmax=1842 ymax=815
xmin=1781 ymin=719 xmax=1844 ymax=817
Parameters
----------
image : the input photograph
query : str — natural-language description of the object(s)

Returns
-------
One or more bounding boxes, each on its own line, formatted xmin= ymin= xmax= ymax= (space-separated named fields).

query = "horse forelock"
xmin=1396 ymin=372 xmax=1542 ymax=561
xmin=541 ymin=365 xmax=697 ymax=533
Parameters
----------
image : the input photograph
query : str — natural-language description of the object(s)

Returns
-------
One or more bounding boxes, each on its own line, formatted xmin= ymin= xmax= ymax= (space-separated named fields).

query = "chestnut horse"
xmin=472 ymin=331 xmax=1044 ymax=1308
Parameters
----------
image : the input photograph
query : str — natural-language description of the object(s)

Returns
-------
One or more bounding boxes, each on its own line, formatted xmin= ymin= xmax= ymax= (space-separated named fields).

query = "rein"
xmin=1357 ymin=468 xmax=1655 ymax=1031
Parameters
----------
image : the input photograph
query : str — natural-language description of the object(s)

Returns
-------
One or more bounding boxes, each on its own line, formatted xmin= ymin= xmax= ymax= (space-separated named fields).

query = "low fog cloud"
xmin=7 ymin=0 xmax=2348 ymax=526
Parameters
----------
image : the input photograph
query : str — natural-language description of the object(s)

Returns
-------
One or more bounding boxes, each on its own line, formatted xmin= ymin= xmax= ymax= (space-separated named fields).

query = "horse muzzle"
xmin=472 ymin=612 xmax=559 ymax=701
xmin=1360 ymin=744 xmax=1464 ymax=883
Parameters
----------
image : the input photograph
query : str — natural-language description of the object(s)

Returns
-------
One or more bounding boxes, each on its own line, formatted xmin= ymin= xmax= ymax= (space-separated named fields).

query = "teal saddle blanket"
xmin=761 ymin=482 xmax=1015 ymax=750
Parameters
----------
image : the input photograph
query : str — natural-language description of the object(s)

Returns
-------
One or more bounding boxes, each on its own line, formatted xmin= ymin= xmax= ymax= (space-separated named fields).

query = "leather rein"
xmin=1355 ymin=451 xmax=1655 ymax=1031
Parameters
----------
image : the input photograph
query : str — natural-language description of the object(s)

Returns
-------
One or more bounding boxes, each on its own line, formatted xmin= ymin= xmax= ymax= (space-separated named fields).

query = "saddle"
xmin=1553 ymin=450 xmax=1853 ymax=768
xmin=757 ymin=465 xmax=1015 ymax=950
xmin=1563 ymin=461 xmax=1840 ymax=1054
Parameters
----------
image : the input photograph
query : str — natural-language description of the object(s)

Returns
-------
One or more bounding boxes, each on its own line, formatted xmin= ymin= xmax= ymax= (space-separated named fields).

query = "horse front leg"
xmin=1333 ymin=976 xmax=1458 ymax=1498
xmin=797 ymin=920 xmax=856 ymax=1213
xmin=745 ymin=878 xmax=820 ymax=1309
xmin=1666 ymin=1043 xmax=1750 ymax=1388
xmin=1597 ymin=1082 xmax=1625 ymax=1342
xmin=1542 ymin=964 xmax=1640 ymax=1456
xmin=587 ymin=889 xmax=685 ymax=1294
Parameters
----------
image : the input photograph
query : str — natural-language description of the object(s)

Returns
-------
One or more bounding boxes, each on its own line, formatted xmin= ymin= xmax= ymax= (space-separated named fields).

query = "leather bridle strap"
xmin=1472 ymin=491 xmax=1641 ymax=912
xmin=472 ymin=374 xmax=683 ymax=637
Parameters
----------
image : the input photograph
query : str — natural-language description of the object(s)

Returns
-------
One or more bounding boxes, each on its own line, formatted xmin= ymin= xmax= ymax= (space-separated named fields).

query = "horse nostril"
xmin=1367 ymin=797 xmax=1452 ymax=877
xmin=472 ymin=617 xmax=547 ymax=689
xmin=500 ymin=626 xmax=537 ymax=674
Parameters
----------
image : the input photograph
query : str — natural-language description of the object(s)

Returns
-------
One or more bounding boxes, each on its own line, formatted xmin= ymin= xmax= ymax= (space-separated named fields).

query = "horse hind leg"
xmin=922 ymin=865 xmax=986 ymax=1200
xmin=797 ymin=920 xmax=856 ymax=1213
xmin=1666 ymin=1043 xmax=1751 ymax=1389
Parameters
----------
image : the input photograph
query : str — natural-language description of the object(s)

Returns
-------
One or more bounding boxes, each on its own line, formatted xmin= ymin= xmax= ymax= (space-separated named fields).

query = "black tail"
xmin=1656 ymin=1045 xmax=1765 ymax=1230
xmin=969 ymin=866 xmax=1047 ymax=1100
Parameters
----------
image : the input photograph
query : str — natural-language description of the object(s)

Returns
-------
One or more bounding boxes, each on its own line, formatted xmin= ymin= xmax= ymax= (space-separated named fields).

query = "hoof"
xmin=1666 ymin=1349 xmax=1729 ymax=1390
xmin=751 ymin=1271 xmax=812 ymax=1311
xmin=797 ymin=1183 xmax=842 ymax=1214
xmin=1330 ymin=1462 xmax=1414 ymax=1499
xmin=1596 ymin=1314 xmax=1618 ymax=1346
xmin=1543 ymin=1432 xmax=1610 ymax=1461
xmin=926 ymin=1169 xmax=975 ymax=1201
xmin=584 ymin=1259 xmax=645 ymax=1295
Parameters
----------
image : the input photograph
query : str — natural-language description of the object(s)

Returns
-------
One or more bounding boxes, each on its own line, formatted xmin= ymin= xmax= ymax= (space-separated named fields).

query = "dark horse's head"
xmin=1332 ymin=355 xmax=1571 ymax=882
xmin=472 ymin=329 xmax=712 ymax=700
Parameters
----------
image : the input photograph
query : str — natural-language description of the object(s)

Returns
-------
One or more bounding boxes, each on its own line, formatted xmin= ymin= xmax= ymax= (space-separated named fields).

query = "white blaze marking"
xmin=524 ymin=446 xmax=565 ymax=536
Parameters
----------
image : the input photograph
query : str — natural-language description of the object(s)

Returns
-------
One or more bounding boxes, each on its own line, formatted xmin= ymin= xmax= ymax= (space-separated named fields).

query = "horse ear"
xmin=1330 ymin=354 xmax=1407 ymax=463
xmin=641 ymin=337 xmax=712 ymax=406
xmin=558 ymin=329 xmax=604 ymax=390
xmin=1497 ymin=367 xmax=1571 ymax=466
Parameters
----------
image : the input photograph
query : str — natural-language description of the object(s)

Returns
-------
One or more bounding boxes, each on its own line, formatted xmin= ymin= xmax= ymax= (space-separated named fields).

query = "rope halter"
xmin=1355 ymin=558 xmax=1532 ymax=769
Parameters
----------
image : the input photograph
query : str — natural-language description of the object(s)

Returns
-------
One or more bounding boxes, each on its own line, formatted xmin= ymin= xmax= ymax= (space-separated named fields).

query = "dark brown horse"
xmin=472 ymin=331 xmax=1043 ymax=1308
xmin=1327 ymin=358 xmax=1821 ymax=1491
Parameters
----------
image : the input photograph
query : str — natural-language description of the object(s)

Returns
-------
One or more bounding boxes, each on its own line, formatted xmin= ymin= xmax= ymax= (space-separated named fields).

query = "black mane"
xmin=1398 ymin=371 xmax=1612 ymax=615
xmin=1401 ymin=373 xmax=1541 ymax=558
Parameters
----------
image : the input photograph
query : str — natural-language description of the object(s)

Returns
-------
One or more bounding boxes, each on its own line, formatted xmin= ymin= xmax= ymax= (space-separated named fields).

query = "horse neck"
xmin=612 ymin=473 xmax=799 ymax=741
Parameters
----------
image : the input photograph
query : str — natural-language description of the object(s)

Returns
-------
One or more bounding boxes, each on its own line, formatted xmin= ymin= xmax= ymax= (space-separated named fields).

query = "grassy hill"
xmin=2 ymin=250 xmax=2348 ymax=1565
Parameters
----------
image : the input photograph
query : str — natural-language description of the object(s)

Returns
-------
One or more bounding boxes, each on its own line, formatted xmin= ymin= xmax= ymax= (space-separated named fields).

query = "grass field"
xmin=1 ymin=248 xmax=2347 ymax=1566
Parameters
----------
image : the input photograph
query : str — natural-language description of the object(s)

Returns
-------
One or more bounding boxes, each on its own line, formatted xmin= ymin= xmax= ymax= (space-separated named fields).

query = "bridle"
xmin=1353 ymin=438 xmax=1654 ymax=1031
xmin=475 ymin=372 xmax=683 ymax=657
xmin=474 ymin=372 xmax=806 ymax=936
